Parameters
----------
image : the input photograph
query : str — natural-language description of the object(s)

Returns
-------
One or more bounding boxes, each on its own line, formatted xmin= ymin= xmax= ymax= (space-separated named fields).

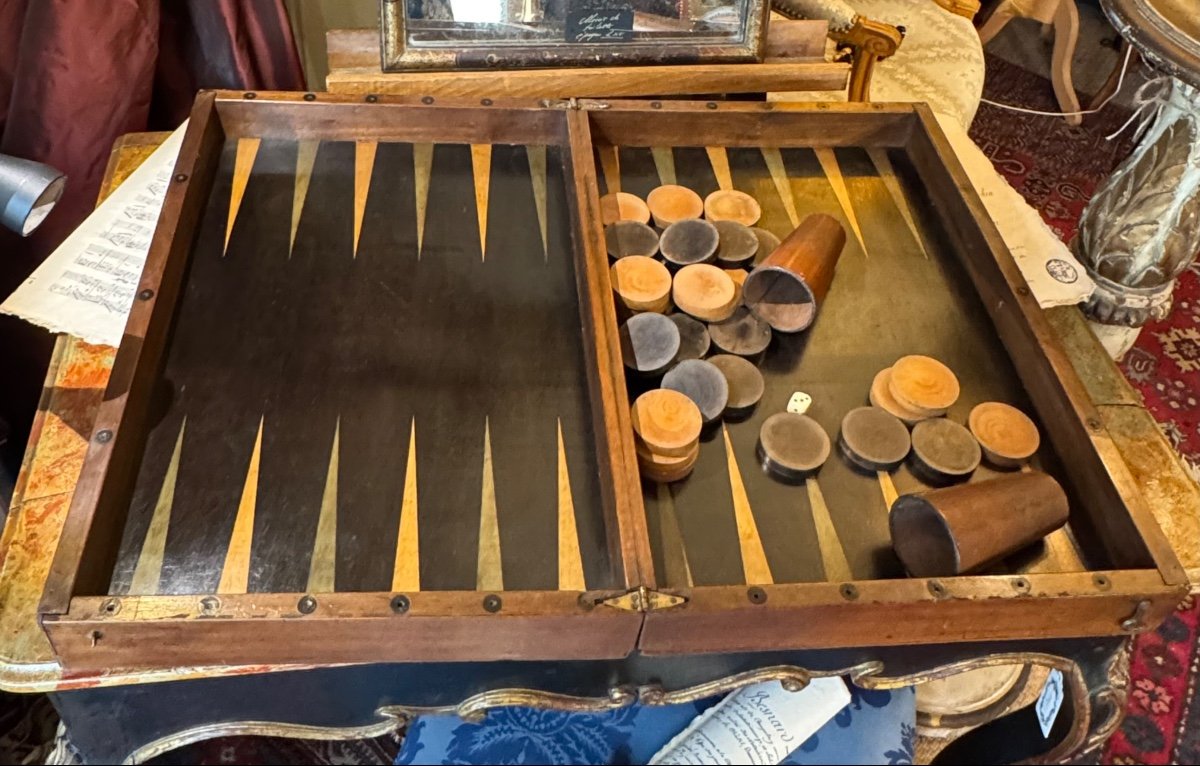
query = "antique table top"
xmin=1102 ymin=0 xmax=1200 ymax=87
xmin=1 ymin=131 xmax=1197 ymax=694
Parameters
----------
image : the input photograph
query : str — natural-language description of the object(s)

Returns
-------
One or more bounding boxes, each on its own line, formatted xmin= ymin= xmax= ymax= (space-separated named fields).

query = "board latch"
xmin=598 ymin=586 xmax=687 ymax=612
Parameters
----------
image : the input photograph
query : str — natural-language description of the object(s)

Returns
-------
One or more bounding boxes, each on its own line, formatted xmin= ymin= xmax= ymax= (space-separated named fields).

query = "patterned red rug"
xmin=971 ymin=55 xmax=1200 ymax=766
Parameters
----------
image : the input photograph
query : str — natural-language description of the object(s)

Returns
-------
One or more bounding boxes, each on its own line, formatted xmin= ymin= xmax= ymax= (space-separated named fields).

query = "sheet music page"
xmin=934 ymin=113 xmax=1095 ymax=308
xmin=1 ymin=122 xmax=188 ymax=348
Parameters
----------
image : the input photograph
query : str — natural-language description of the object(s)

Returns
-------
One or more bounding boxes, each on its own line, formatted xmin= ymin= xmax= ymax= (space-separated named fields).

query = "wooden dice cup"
xmin=889 ymin=472 xmax=1070 ymax=577
xmin=743 ymin=213 xmax=846 ymax=332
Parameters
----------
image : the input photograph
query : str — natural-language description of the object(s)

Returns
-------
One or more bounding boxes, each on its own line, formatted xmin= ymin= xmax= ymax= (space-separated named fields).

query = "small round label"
xmin=1045 ymin=258 xmax=1079 ymax=284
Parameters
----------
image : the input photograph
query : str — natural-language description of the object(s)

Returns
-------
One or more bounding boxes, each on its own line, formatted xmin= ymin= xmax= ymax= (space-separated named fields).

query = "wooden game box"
xmin=38 ymin=91 xmax=1187 ymax=672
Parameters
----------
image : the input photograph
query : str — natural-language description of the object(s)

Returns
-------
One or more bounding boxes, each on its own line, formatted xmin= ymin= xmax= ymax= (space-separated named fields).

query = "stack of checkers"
xmin=601 ymin=184 xmax=783 ymax=483
xmin=631 ymin=389 xmax=703 ymax=482
xmin=869 ymin=355 xmax=961 ymax=425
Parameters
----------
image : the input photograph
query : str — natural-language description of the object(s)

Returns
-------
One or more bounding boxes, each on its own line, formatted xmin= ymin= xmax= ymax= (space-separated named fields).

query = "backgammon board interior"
xmin=108 ymin=129 xmax=613 ymax=598
xmin=598 ymin=138 xmax=1080 ymax=586
xmin=38 ymin=93 xmax=1187 ymax=671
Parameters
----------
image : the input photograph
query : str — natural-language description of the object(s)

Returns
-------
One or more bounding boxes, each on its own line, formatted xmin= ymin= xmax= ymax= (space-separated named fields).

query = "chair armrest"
xmin=834 ymin=16 xmax=904 ymax=101
xmin=774 ymin=0 xmax=904 ymax=102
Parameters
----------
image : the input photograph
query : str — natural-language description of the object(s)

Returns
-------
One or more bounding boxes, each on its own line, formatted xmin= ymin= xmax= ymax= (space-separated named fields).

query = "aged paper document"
xmin=1 ymin=123 xmax=187 ymax=347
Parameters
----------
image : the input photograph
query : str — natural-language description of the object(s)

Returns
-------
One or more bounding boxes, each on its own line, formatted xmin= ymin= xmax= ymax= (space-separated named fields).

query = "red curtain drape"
xmin=0 ymin=0 xmax=303 ymax=476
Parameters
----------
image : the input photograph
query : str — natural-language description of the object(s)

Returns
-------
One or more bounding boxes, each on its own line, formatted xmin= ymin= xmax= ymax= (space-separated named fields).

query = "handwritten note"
xmin=650 ymin=678 xmax=850 ymax=765
xmin=566 ymin=4 xmax=634 ymax=43
xmin=1 ymin=122 xmax=187 ymax=347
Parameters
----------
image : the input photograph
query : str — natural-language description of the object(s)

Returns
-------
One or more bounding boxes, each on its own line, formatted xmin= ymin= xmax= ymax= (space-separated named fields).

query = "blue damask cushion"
xmin=395 ymin=682 xmax=915 ymax=765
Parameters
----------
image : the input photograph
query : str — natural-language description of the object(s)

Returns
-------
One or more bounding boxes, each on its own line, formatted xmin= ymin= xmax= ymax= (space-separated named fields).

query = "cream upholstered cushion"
xmin=772 ymin=0 xmax=985 ymax=130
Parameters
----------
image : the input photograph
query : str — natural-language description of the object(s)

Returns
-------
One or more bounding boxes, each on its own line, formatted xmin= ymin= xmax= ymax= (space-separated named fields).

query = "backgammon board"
xmin=38 ymin=93 xmax=1187 ymax=672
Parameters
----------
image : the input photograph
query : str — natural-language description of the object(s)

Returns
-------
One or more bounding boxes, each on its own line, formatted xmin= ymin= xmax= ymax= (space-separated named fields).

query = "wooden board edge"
xmin=38 ymin=93 xmax=225 ymax=616
xmin=327 ymin=62 xmax=848 ymax=99
xmin=44 ymin=591 xmax=643 ymax=671
xmin=905 ymin=105 xmax=1187 ymax=587
xmin=583 ymin=102 xmax=916 ymax=150
xmin=638 ymin=570 xmax=1184 ymax=654
xmin=565 ymin=111 xmax=654 ymax=590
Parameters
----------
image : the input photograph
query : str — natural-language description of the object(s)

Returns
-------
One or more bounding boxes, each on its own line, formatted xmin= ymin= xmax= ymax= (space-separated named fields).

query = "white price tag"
xmin=1036 ymin=669 xmax=1064 ymax=738
xmin=787 ymin=392 xmax=812 ymax=415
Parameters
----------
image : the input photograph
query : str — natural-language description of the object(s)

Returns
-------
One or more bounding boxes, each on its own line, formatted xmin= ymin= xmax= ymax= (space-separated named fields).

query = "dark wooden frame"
xmin=379 ymin=0 xmax=771 ymax=71
xmin=38 ymin=92 xmax=1187 ymax=672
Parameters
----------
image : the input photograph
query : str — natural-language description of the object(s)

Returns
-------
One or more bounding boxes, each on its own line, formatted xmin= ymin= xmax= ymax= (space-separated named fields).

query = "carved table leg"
xmin=1076 ymin=78 xmax=1200 ymax=357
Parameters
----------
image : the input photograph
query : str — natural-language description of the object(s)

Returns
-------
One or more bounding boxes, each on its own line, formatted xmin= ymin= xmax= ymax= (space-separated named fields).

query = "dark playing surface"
xmin=601 ymin=145 xmax=1072 ymax=587
xmin=109 ymin=139 xmax=613 ymax=595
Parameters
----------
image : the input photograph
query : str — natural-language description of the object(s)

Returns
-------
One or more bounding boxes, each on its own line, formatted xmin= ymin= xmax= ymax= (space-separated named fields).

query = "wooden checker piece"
xmin=672 ymin=264 xmax=738 ymax=322
xmin=868 ymin=368 xmax=927 ymax=425
xmin=704 ymin=189 xmax=761 ymax=226
xmin=714 ymin=221 xmax=759 ymax=267
xmin=660 ymin=219 xmax=720 ymax=267
xmin=969 ymin=402 xmax=1041 ymax=468
xmin=668 ymin=313 xmax=711 ymax=362
xmin=600 ymin=191 xmax=651 ymax=225
xmin=610 ymin=255 xmax=671 ymax=313
xmin=662 ymin=359 xmax=729 ymax=423
xmin=839 ymin=406 xmax=911 ymax=473
xmin=632 ymin=389 xmax=703 ymax=458
xmin=708 ymin=354 xmax=764 ymax=416
xmin=724 ymin=268 xmax=747 ymax=305
xmin=605 ymin=221 xmax=660 ymax=259
xmin=757 ymin=412 xmax=831 ymax=483
xmin=889 ymin=355 xmax=960 ymax=416
xmin=637 ymin=440 xmax=700 ymax=483
xmin=708 ymin=306 xmax=772 ymax=358
xmin=750 ymin=227 xmax=781 ymax=264
xmin=620 ymin=313 xmax=679 ymax=375
xmin=647 ymin=184 xmax=704 ymax=227
xmin=910 ymin=418 xmax=981 ymax=484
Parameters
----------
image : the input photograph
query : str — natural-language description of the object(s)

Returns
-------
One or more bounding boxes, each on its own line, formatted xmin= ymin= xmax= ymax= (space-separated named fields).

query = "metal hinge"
xmin=598 ymin=586 xmax=687 ymax=612
xmin=539 ymin=98 xmax=581 ymax=110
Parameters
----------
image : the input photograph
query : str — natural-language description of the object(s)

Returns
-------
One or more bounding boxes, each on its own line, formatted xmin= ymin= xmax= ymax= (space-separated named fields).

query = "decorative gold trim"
xmin=121 ymin=655 xmax=1098 ymax=765
xmin=126 ymin=719 xmax=402 ymax=765
xmin=1079 ymin=638 xmax=1132 ymax=758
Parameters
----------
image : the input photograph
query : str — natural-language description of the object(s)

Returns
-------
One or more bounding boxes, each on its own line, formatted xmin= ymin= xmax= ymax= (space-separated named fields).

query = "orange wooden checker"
xmin=888 ymin=355 xmax=960 ymax=416
xmin=672 ymin=264 xmax=738 ymax=322
xmin=631 ymin=389 xmax=703 ymax=457
xmin=611 ymin=255 xmax=672 ymax=313
xmin=600 ymin=191 xmax=651 ymax=225
xmin=868 ymin=367 xmax=927 ymax=426
xmin=969 ymin=401 xmax=1041 ymax=467
xmin=646 ymin=184 xmax=703 ymax=227
xmin=704 ymin=189 xmax=761 ymax=226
